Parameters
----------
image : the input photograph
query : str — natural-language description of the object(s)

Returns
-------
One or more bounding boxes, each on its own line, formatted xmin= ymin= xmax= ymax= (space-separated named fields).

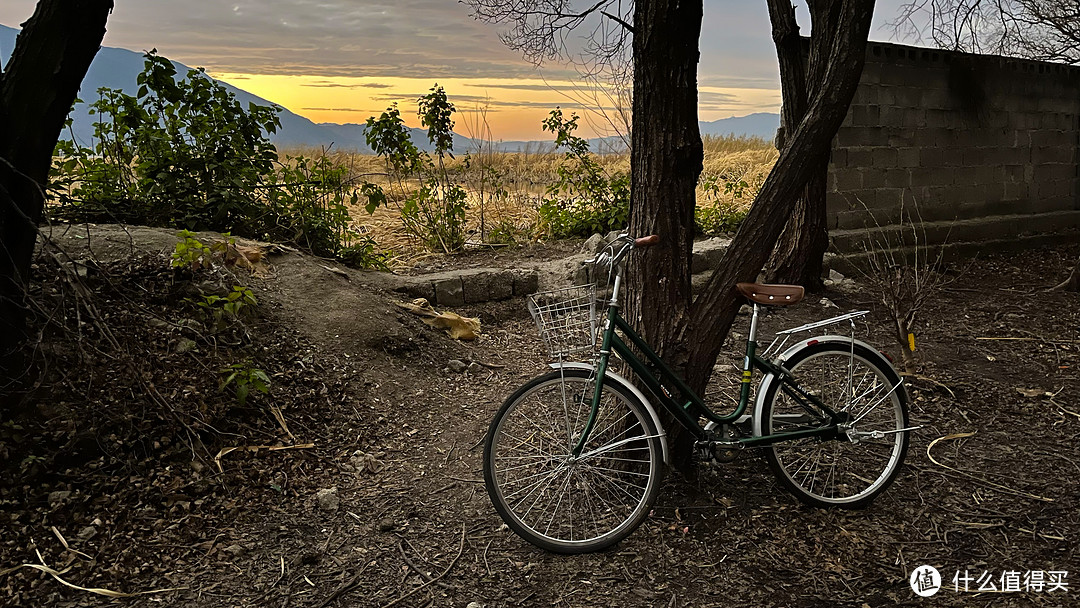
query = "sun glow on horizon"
xmin=212 ymin=72 xmax=780 ymax=142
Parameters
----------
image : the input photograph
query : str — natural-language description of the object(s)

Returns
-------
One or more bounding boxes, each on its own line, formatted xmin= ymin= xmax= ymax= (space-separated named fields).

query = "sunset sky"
xmin=1 ymin=1 xmax=914 ymax=140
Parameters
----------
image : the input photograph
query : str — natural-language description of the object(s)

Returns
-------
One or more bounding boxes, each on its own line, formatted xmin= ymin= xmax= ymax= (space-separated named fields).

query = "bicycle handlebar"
xmin=587 ymin=233 xmax=661 ymax=269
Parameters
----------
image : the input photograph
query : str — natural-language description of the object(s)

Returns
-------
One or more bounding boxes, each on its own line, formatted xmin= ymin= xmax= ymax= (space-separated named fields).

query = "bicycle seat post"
xmin=748 ymin=302 xmax=761 ymax=344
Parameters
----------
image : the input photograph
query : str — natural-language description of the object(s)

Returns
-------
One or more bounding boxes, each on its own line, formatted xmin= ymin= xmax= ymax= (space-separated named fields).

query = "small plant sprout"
xmin=220 ymin=361 xmax=270 ymax=407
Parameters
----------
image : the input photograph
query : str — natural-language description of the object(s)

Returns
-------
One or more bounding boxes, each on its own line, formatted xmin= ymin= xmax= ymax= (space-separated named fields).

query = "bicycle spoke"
xmin=485 ymin=372 xmax=660 ymax=552
xmin=766 ymin=346 xmax=908 ymax=506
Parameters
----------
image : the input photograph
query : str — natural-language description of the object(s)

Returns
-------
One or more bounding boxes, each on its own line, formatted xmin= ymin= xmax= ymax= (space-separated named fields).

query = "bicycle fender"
xmin=548 ymin=362 xmax=670 ymax=465
xmin=751 ymin=335 xmax=903 ymax=437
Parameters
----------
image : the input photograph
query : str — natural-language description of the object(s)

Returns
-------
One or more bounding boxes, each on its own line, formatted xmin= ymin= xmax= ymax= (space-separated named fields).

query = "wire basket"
xmin=527 ymin=284 xmax=599 ymax=359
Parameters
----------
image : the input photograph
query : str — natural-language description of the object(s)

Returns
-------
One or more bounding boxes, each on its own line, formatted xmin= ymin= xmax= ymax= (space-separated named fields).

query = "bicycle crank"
xmin=694 ymin=440 xmax=743 ymax=464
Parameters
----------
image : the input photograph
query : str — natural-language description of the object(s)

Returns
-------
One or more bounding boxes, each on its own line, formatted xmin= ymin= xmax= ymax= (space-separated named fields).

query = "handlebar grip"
xmin=634 ymin=235 xmax=660 ymax=248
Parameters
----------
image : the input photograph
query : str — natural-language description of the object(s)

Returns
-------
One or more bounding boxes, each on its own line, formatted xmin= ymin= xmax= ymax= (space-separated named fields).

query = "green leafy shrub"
xmin=694 ymin=174 xmax=753 ymax=236
xmin=338 ymin=235 xmax=390 ymax=270
xmin=694 ymin=202 xmax=748 ymax=235
xmin=536 ymin=108 xmax=629 ymax=239
xmin=52 ymin=51 xmax=280 ymax=232
xmin=487 ymin=218 xmax=529 ymax=245
xmin=219 ymin=361 xmax=270 ymax=407
xmin=193 ymin=286 xmax=258 ymax=333
xmin=361 ymin=86 xmax=467 ymax=253
xmin=172 ymin=230 xmax=217 ymax=270
xmin=49 ymin=51 xmax=387 ymax=268
xmin=265 ymin=154 xmax=375 ymax=261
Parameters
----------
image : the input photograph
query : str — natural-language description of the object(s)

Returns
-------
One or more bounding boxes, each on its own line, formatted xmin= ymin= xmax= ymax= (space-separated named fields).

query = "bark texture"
xmin=764 ymin=0 xmax=846 ymax=290
xmin=0 ymin=0 xmax=113 ymax=392
xmin=624 ymin=0 xmax=704 ymax=469
xmin=683 ymin=0 xmax=875 ymax=394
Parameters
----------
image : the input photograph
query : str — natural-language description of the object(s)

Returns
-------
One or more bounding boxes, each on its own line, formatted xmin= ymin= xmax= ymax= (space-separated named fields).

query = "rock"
xmin=315 ymin=488 xmax=339 ymax=512
xmin=433 ymin=277 xmax=465 ymax=307
xmin=377 ymin=518 xmax=395 ymax=532
xmin=224 ymin=544 xmax=245 ymax=557
xmin=737 ymin=304 xmax=753 ymax=316
xmin=174 ymin=338 xmax=197 ymax=354
xmin=48 ymin=491 xmax=71 ymax=506
xmin=605 ymin=230 xmax=622 ymax=244
xmin=582 ymin=233 xmax=606 ymax=254
xmin=466 ymin=362 xmax=484 ymax=375
xmin=511 ymin=270 xmax=539 ymax=296
xmin=466 ymin=603 xmax=485 ymax=608
xmin=829 ymin=269 xmax=846 ymax=282
xmin=820 ymin=298 xmax=838 ymax=308
xmin=570 ymin=263 xmax=591 ymax=286
xmin=145 ymin=316 xmax=170 ymax=330
xmin=461 ymin=269 xmax=513 ymax=303
xmin=78 ymin=525 xmax=97 ymax=540
xmin=447 ymin=359 xmax=467 ymax=374
xmin=691 ymin=237 xmax=730 ymax=273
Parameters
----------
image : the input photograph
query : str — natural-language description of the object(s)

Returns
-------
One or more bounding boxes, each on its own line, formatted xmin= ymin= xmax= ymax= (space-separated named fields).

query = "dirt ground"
xmin=1 ymin=225 xmax=1077 ymax=607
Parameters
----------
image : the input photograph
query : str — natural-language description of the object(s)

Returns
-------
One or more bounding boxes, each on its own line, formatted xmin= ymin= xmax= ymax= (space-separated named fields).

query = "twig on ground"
xmin=397 ymin=540 xmax=453 ymax=590
xmin=903 ymin=373 xmax=956 ymax=399
xmin=446 ymin=476 xmax=483 ymax=484
xmin=380 ymin=524 xmax=465 ymax=608
xmin=312 ymin=562 xmax=371 ymax=608
xmin=926 ymin=432 xmax=1054 ymax=502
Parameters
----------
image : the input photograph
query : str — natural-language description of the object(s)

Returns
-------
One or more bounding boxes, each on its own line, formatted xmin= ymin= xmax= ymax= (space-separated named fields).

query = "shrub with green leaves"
xmin=361 ymin=86 xmax=467 ymax=253
xmin=52 ymin=51 xmax=280 ymax=232
xmin=49 ymin=51 xmax=387 ymax=268
xmin=193 ymin=286 xmax=258 ymax=333
xmin=536 ymin=108 xmax=629 ymax=239
xmin=219 ymin=361 xmax=270 ymax=407
xmin=694 ymin=174 xmax=753 ymax=236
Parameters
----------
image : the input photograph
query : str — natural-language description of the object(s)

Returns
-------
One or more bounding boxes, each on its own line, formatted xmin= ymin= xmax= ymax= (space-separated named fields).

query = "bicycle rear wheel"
xmin=761 ymin=342 xmax=909 ymax=509
xmin=484 ymin=368 xmax=663 ymax=553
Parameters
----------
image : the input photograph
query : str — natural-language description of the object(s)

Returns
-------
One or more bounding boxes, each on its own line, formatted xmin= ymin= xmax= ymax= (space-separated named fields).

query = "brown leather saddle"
xmin=736 ymin=282 xmax=805 ymax=306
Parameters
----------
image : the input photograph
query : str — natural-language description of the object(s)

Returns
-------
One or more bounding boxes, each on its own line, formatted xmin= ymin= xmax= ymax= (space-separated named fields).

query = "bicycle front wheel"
xmin=761 ymin=342 xmax=909 ymax=509
xmin=484 ymin=368 xmax=663 ymax=553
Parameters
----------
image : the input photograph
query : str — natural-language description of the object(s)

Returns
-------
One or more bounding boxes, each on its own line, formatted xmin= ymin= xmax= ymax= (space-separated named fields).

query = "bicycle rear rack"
xmin=761 ymin=310 xmax=869 ymax=358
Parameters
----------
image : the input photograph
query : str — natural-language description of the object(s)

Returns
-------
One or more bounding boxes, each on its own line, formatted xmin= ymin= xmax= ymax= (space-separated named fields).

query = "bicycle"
xmin=483 ymin=233 xmax=920 ymax=554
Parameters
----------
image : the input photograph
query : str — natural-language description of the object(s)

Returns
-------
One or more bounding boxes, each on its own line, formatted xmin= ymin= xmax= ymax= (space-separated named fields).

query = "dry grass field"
xmin=279 ymin=134 xmax=779 ymax=264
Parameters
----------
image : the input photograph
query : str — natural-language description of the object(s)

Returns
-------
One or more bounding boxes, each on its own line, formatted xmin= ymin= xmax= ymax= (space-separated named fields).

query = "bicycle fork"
xmin=570 ymin=270 xmax=624 ymax=457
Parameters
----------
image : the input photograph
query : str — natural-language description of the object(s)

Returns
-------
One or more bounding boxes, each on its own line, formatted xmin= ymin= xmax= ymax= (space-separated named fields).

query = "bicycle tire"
xmin=484 ymin=368 xmax=663 ymax=553
xmin=761 ymin=342 xmax=909 ymax=509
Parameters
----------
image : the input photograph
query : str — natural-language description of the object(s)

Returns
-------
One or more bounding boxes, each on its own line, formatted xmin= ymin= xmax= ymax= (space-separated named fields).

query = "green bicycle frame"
xmin=571 ymin=294 xmax=843 ymax=457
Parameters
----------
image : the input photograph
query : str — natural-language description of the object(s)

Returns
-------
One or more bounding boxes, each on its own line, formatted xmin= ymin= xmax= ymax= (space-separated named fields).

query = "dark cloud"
xmin=463 ymin=83 xmax=564 ymax=92
xmin=302 ymin=107 xmax=368 ymax=112
xmin=25 ymin=0 xmax=556 ymax=80
xmin=300 ymin=81 xmax=394 ymax=89
xmin=1 ymin=0 xmax=918 ymax=89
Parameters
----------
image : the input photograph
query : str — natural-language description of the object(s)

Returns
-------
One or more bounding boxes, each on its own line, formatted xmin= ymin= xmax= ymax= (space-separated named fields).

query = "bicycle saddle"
xmin=736 ymin=282 xmax=805 ymax=306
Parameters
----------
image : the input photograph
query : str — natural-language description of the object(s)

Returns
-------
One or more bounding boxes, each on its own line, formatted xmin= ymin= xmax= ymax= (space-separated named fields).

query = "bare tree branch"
xmin=892 ymin=0 xmax=1080 ymax=63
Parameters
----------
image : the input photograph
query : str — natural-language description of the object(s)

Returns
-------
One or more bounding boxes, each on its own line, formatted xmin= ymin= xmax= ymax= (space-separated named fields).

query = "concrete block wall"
xmin=828 ymin=41 xmax=1080 ymax=251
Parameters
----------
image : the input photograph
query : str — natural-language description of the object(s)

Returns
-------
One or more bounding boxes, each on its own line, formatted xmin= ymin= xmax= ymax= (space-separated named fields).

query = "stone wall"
xmin=828 ymin=41 xmax=1080 ymax=254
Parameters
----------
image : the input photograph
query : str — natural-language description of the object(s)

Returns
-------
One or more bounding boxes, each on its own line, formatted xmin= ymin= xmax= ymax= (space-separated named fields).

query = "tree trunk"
xmin=625 ymin=0 xmax=703 ymax=471
xmin=766 ymin=169 xmax=828 ymax=288
xmin=0 ymin=0 xmax=113 ymax=403
xmin=764 ymin=0 xmax=841 ymax=291
xmin=683 ymin=0 xmax=875 ymax=393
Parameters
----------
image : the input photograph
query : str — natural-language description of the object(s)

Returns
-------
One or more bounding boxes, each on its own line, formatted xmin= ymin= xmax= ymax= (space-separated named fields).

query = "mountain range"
xmin=0 ymin=24 xmax=779 ymax=153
